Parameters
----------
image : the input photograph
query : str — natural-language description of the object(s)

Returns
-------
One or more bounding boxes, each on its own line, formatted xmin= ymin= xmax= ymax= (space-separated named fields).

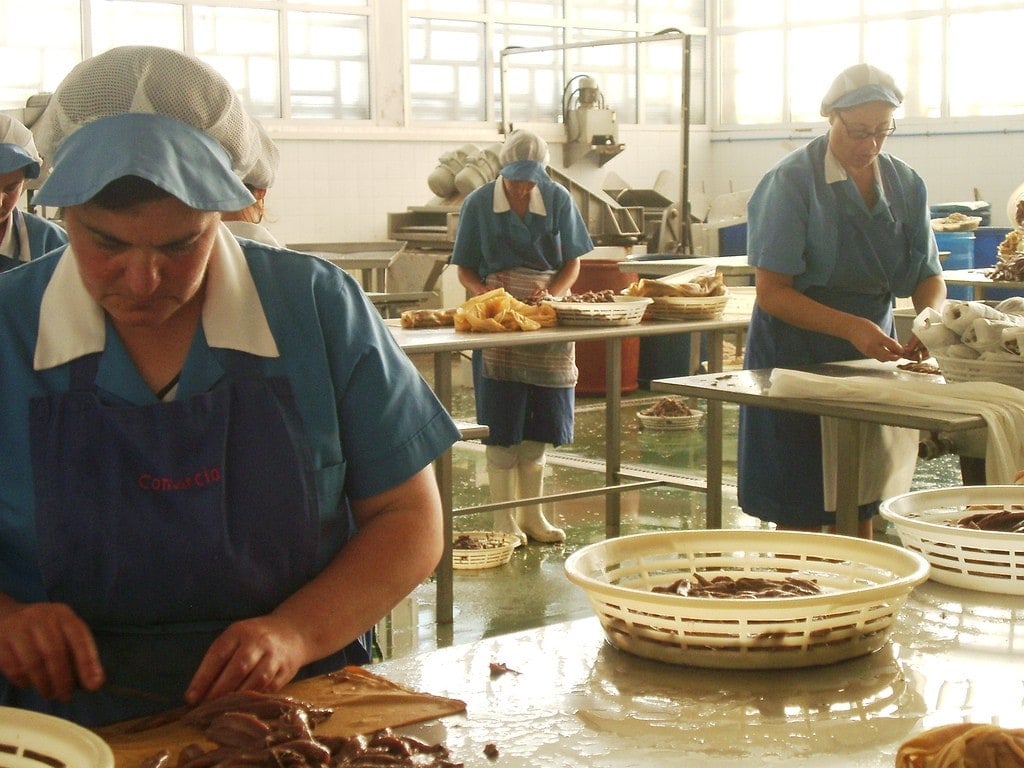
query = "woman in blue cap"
xmin=0 ymin=46 xmax=460 ymax=726
xmin=737 ymin=63 xmax=946 ymax=539
xmin=451 ymin=130 xmax=593 ymax=545
xmin=0 ymin=114 xmax=67 ymax=270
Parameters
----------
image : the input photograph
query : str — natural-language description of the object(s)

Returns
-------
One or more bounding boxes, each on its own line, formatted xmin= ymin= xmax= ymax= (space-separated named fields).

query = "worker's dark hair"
xmin=89 ymin=175 xmax=173 ymax=211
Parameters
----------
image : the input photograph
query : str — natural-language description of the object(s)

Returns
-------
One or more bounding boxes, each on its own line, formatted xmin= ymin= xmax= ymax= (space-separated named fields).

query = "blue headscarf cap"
xmin=820 ymin=64 xmax=903 ymax=116
xmin=0 ymin=144 xmax=41 ymax=179
xmin=500 ymin=160 xmax=547 ymax=184
xmin=34 ymin=113 xmax=255 ymax=210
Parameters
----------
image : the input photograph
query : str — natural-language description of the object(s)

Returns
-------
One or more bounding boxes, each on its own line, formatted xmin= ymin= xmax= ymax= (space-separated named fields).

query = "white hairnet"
xmin=499 ymin=130 xmax=550 ymax=167
xmin=820 ymin=63 xmax=903 ymax=117
xmin=32 ymin=45 xmax=279 ymax=188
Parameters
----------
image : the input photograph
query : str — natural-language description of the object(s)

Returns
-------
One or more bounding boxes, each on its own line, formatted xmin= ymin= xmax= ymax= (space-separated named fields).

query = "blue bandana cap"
xmin=820 ymin=64 xmax=903 ymax=116
xmin=34 ymin=113 xmax=255 ymax=210
xmin=0 ymin=115 xmax=42 ymax=179
xmin=500 ymin=160 xmax=547 ymax=184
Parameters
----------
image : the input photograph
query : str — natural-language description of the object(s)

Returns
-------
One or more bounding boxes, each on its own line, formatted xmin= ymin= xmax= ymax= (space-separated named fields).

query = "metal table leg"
xmin=432 ymin=351 xmax=455 ymax=625
xmin=604 ymin=338 xmax=622 ymax=538
xmin=834 ymin=418 xmax=862 ymax=537
xmin=703 ymin=329 xmax=724 ymax=529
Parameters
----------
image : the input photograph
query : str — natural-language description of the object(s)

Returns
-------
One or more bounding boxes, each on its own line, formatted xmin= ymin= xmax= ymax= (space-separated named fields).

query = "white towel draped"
xmin=769 ymin=369 xmax=1024 ymax=487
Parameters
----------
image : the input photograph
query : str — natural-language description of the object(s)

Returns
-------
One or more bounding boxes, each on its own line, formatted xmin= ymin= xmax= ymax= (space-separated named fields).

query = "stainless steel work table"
xmin=943 ymin=267 xmax=1024 ymax=300
xmin=652 ymin=360 xmax=987 ymax=537
xmin=371 ymin=578 xmax=1024 ymax=767
xmin=389 ymin=315 xmax=751 ymax=625
xmin=288 ymin=241 xmax=404 ymax=292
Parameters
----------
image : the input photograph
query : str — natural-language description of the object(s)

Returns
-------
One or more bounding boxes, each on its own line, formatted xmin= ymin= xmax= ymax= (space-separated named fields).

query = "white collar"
xmin=0 ymin=208 xmax=30 ymax=262
xmin=824 ymin=145 xmax=881 ymax=187
xmin=493 ymin=178 xmax=547 ymax=216
xmin=35 ymin=222 xmax=278 ymax=371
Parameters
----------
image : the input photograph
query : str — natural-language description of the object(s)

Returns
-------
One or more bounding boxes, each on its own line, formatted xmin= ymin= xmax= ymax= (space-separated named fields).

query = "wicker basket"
xmin=933 ymin=353 xmax=1024 ymax=389
xmin=545 ymin=295 xmax=652 ymax=327
xmin=564 ymin=529 xmax=928 ymax=669
xmin=637 ymin=409 xmax=704 ymax=431
xmin=452 ymin=531 xmax=520 ymax=570
xmin=0 ymin=707 xmax=114 ymax=768
xmin=643 ymin=291 xmax=730 ymax=321
xmin=881 ymin=485 xmax=1024 ymax=595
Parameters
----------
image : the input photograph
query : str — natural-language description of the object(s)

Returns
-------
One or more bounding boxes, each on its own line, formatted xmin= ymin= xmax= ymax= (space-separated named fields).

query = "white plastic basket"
xmin=564 ymin=529 xmax=928 ymax=669
xmin=637 ymin=409 xmax=704 ymax=431
xmin=933 ymin=353 xmax=1024 ymax=389
xmin=881 ymin=485 xmax=1024 ymax=595
xmin=452 ymin=531 xmax=520 ymax=570
xmin=0 ymin=707 xmax=114 ymax=768
xmin=643 ymin=291 xmax=730 ymax=321
xmin=545 ymin=295 xmax=652 ymax=326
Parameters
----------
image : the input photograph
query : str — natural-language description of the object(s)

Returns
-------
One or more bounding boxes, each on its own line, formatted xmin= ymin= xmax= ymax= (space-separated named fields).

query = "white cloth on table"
xmin=996 ymin=296 xmax=1024 ymax=316
xmin=769 ymin=368 xmax=1024 ymax=487
xmin=912 ymin=307 xmax=959 ymax=351
xmin=1002 ymin=326 xmax=1024 ymax=356
xmin=940 ymin=301 xmax=1007 ymax=336
xmin=819 ymin=415 xmax=918 ymax=511
xmin=963 ymin=318 xmax=1021 ymax=352
xmin=979 ymin=349 xmax=1021 ymax=362
xmin=944 ymin=343 xmax=980 ymax=360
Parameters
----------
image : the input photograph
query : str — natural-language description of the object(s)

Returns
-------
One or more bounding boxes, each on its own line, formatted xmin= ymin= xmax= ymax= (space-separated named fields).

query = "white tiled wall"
xmin=710 ymin=131 xmax=1022 ymax=228
xmin=262 ymin=127 xmax=713 ymax=246
xmin=262 ymin=125 xmax=1022 ymax=247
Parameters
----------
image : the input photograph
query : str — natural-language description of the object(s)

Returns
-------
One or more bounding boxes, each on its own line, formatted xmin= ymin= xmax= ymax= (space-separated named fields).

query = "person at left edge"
xmin=0 ymin=114 xmax=67 ymax=270
xmin=0 ymin=45 xmax=461 ymax=727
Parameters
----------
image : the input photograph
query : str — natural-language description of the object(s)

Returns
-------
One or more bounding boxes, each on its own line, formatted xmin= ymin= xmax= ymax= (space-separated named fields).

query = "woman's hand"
xmin=0 ymin=600 xmax=104 ymax=701
xmin=846 ymin=316 xmax=907 ymax=361
xmin=186 ymin=614 xmax=310 ymax=703
xmin=900 ymin=334 xmax=928 ymax=362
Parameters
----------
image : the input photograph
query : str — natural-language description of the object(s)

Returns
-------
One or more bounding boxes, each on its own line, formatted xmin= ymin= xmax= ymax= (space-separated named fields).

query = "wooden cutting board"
xmin=96 ymin=667 xmax=466 ymax=767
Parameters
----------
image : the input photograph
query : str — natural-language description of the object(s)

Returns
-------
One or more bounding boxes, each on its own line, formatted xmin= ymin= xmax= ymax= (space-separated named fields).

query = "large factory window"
xmin=408 ymin=1 xmax=707 ymax=126
xmin=1 ymin=0 xmax=706 ymax=125
xmin=0 ymin=0 xmax=371 ymax=120
xmin=717 ymin=0 xmax=1024 ymax=128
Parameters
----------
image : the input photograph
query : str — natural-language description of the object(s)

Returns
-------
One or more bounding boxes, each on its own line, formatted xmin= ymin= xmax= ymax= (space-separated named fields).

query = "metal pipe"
xmin=499 ymin=29 xmax=701 ymax=254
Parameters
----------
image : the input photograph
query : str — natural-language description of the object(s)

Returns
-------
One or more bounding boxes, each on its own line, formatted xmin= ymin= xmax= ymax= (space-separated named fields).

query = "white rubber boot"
xmin=515 ymin=457 xmax=565 ymax=544
xmin=488 ymin=466 xmax=527 ymax=547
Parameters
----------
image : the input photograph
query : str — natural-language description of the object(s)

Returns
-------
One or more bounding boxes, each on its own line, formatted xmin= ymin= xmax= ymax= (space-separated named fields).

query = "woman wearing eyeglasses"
xmin=737 ymin=63 xmax=947 ymax=539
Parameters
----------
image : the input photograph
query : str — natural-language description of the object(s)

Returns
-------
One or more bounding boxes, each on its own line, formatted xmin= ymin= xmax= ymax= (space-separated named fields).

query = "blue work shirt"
xmin=0 ymin=209 xmax=67 ymax=272
xmin=450 ymin=174 xmax=594 ymax=279
xmin=746 ymin=133 xmax=941 ymax=295
xmin=0 ymin=225 xmax=460 ymax=603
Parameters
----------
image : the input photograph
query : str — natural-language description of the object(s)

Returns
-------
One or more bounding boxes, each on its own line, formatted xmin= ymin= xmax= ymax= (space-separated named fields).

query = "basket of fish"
xmin=637 ymin=397 xmax=703 ymax=431
xmin=452 ymin=531 xmax=520 ymax=569
xmin=544 ymin=292 xmax=652 ymax=327
xmin=881 ymin=485 xmax=1024 ymax=595
xmin=565 ymin=529 xmax=928 ymax=669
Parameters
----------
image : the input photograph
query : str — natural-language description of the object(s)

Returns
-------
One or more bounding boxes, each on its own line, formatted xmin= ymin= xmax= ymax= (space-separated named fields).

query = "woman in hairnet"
xmin=0 ymin=114 xmax=67 ymax=269
xmin=451 ymin=130 xmax=593 ymax=545
xmin=220 ymin=118 xmax=283 ymax=247
xmin=737 ymin=63 xmax=946 ymax=539
xmin=0 ymin=46 xmax=460 ymax=727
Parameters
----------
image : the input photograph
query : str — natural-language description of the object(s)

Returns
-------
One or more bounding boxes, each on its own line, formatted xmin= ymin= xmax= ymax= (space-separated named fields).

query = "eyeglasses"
xmin=836 ymin=112 xmax=896 ymax=141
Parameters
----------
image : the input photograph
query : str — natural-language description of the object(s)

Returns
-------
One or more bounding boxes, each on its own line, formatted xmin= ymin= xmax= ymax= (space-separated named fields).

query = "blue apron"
xmin=15 ymin=352 xmax=367 ymax=726
xmin=473 ymin=214 xmax=575 ymax=447
xmin=738 ymin=182 xmax=908 ymax=527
